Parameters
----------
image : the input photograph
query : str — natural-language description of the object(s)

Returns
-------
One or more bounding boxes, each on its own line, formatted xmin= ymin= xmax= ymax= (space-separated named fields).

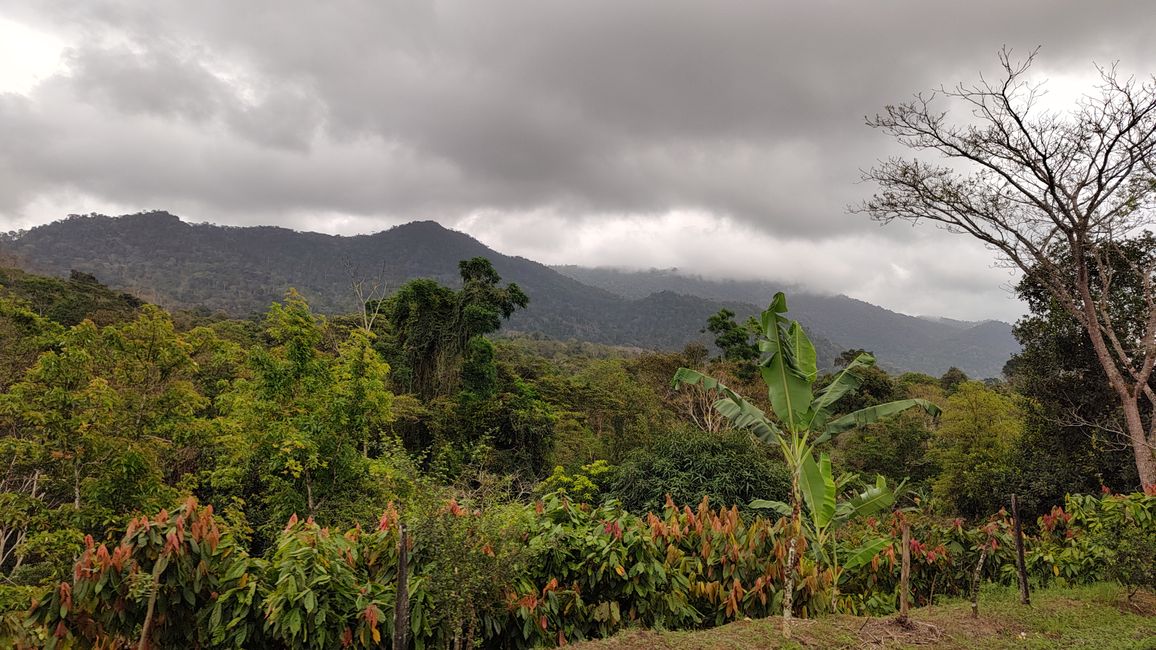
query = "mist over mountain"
xmin=2 ymin=212 xmax=1016 ymax=376
xmin=554 ymin=266 xmax=1019 ymax=378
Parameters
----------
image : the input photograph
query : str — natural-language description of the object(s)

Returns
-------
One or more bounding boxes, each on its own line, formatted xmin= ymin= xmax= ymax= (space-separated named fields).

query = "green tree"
xmin=611 ymin=428 xmax=790 ymax=515
xmin=223 ymin=291 xmax=396 ymax=545
xmin=330 ymin=329 xmax=394 ymax=457
xmin=1 ymin=308 xmax=202 ymax=516
xmin=1003 ymin=238 xmax=1147 ymax=515
xmin=835 ymin=349 xmax=871 ymax=368
xmin=0 ymin=296 xmax=62 ymax=393
xmin=836 ymin=410 xmax=939 ymax=488
xmin=939 ymin=367 xmax=969 ymax=394
xmin=930 ymin=382 xmax=1024 ymax=518
xmin=382 ymin=258 xmax=527 ymax=399
xmin=704 ymin=309 xmax=758 ymax=363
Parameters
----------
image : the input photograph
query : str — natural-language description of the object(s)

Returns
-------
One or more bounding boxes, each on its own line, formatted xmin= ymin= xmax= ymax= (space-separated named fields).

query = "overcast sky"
xmin=2 ymin=2 xmax=1155 ymax=321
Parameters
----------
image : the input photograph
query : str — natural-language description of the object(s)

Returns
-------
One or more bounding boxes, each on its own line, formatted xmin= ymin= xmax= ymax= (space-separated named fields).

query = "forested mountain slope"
xmin=554 ymin=266 xmax=1019 ymax=377
xmin=1 ymin=212 xmax=1016 ymax=375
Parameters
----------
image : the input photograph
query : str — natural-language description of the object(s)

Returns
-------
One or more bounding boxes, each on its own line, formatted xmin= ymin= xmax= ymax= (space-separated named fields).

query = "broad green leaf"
xmin=839 ymin=475 xmax=895 ymax=525
xmin=759 ymin=356 xmax=812 ymax=433
xmin=841 ymin=538 xmax=890 ymax=572
xmin=786 ymin=321 xmax=818 ymax=383
xmin=756 ymin=299 xmax=813 ymax=430
xmin=672 ymin=368 xmax=783 ymax=443
xmin=807 ymin=353 xmax=875 ymax=429
xmin=819 ymin=398 xmax=941 ymax=442
xmin=749 ymin=499 xmax=793 ymax=517
xmin=767 ymin=291 xmax=789 ymax=314
xmin=800 ymin=452 xmax=836 ymax=530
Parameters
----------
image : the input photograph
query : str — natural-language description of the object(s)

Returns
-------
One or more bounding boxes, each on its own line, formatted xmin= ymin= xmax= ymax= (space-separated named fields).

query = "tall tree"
xmin=930 ymin=382 xmax=1023 ymax=518
xmin=703 ymin=309 xmax=759 ymax=363
xmin=227 ymin=291 xmax=395 ymax=542
xmin=861 ymin=49 xmax=1156 ymax=487
xmin=1004 ymin=238 xmax=1145 ymax=511
xmin=383 ymin=257 xmax=527 ymax=399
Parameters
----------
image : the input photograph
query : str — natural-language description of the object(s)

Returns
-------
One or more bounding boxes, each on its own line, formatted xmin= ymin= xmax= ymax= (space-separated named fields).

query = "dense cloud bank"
xmin=1 ymin=1 xmax=1154 ymax=320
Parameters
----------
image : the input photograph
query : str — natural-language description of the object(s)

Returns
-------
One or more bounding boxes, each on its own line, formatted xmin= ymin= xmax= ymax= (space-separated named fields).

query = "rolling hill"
xmin=0 ymin=212 xmax=1018 ymax=376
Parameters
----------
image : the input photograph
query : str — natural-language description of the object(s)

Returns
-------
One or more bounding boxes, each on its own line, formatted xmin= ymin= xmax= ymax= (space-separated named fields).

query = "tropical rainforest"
xmin=0 ymin=249 xmax=1151 ymax=649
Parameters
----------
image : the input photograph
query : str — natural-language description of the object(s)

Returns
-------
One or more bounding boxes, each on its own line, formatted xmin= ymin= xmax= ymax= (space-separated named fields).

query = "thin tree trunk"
xmin=73 ymin=462 xmax=81 ymax=511
xmin=899 ymin=522 xmax=911 ymax=624
xmin=304 ymin=471 xmax=315 ymax=517
xmin=782 ymin=535 xmax=796 ymax=639
xmin=393 ymin=524 xmax=410 ymax=650
xmin=138 ymin=554 xmax=167 ymax=650
xmin=1011 ymin=494 xmax=1030 ymax=606
xmin=971 ymin=542 xmax=989 ymax=619
xmin=466 ymin=607 xmax=476 ymax=650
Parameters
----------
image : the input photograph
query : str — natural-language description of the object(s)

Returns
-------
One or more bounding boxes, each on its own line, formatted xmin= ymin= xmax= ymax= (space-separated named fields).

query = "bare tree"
xmin=858 ymin=47 xmax=1156 ymax=488
xmin=343 ymin=258 xmax=389 ymax=333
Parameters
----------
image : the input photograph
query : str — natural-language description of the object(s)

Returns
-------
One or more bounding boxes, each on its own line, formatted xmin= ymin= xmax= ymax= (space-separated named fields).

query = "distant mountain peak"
xmin=387 ymin=220 xmax=451 ymax=234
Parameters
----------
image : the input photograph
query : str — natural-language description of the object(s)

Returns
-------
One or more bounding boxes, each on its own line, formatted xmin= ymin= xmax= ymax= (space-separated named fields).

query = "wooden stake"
xmin=970 ymin=540 xmax=989 ymax=619
xmin=1011 ymin=494 xmax=1030 ymax=606
xmin=393 ymin=523 xmax=410 ymax=649
xmin=899 ymin=521 xmax=911 ymax=623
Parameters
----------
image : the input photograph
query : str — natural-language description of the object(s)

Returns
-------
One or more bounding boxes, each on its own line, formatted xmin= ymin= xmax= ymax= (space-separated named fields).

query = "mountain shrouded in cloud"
xmin=0 ymin=211 xmax=1018 ymax=377
xmin=1 ymin=1 xmax=1155 ymax=321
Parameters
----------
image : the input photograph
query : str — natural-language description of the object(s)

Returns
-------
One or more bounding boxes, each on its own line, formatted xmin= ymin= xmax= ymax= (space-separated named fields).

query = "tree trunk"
xmin=73 ymin=461 xmax=81 ymax=511
xmin=782 ymin=474 xmax=800 ymax=640
xmin=304 ymin=471 xmax=315 ymax=517
xmin=138 ymin=554 xmax=168 ymax=650
xmin=1121 ymin=397 xmax=1156 ymax=489
xmin=782 ymin=535 xmax=796 ymax=639
xmin=1079 ymin=280 xmax=1156 ymax=488
xmin=393 ymin=524 xmax=410 ymax=650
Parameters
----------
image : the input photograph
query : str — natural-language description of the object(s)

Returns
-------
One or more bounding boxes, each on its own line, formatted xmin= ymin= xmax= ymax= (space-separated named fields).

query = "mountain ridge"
xmin=0 ymin=212 xmax=1017 ymax=377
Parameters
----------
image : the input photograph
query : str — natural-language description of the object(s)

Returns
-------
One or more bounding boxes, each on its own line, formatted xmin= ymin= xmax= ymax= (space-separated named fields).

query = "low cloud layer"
xmin=2 ymin=2 xmax=1155 ymax=321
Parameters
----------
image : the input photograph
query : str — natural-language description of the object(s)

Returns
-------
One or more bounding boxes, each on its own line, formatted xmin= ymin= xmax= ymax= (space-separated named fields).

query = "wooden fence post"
xmin=393 ymin=523 xmax=410 ymax=649
xmin=970 ymin=539 xmax=989 ymax=619
xmin=1011 ymin=494 xmax=1030 ymax=606
xmin=899 ymin=520 xmax=911 ymax=624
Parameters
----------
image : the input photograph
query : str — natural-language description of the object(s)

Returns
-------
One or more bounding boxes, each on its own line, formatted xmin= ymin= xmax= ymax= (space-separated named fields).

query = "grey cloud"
xmin=2 ymin=1 xmax=1156 ymax=318
xmin=66 ymin=42 xmax=228 ymax=122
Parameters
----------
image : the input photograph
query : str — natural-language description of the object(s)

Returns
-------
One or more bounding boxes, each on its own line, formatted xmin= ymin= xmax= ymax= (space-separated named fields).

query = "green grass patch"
xmin=574 ymin=583 xmax=1156 ymax=649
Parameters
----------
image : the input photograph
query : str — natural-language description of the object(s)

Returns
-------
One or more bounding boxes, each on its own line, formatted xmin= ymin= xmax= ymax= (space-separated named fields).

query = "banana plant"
xmin=672 ymin=292 xmax=940 ymax=636
xmin=751 ymin=453 xmax=898 ymax=610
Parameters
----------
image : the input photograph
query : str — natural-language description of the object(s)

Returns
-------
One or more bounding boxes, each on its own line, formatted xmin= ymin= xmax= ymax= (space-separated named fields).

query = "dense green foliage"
xmin=17 ymin=491 xmax=1156 ymax=648
xmin=930 ymin=382 xmax=1024 ymax=518
xmin=612 ymin=429 xmax=790 ymax=515
xmin=0 ymin=261 xmax=1151 ymax=648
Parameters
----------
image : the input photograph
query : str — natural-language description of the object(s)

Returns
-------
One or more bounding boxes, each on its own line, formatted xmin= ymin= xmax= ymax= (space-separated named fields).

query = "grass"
xmin=572 ymin=583 xmax=1156 ymax=649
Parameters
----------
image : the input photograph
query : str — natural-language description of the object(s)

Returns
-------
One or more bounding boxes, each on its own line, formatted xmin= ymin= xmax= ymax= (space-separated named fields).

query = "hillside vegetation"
xmin=0 ymin=254 xmax=1148 ymax=648
xmin=1 ymin=212 xmax=1015 ymax=376
xmin=555 ymin=266 xmax=1018 ymax=377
